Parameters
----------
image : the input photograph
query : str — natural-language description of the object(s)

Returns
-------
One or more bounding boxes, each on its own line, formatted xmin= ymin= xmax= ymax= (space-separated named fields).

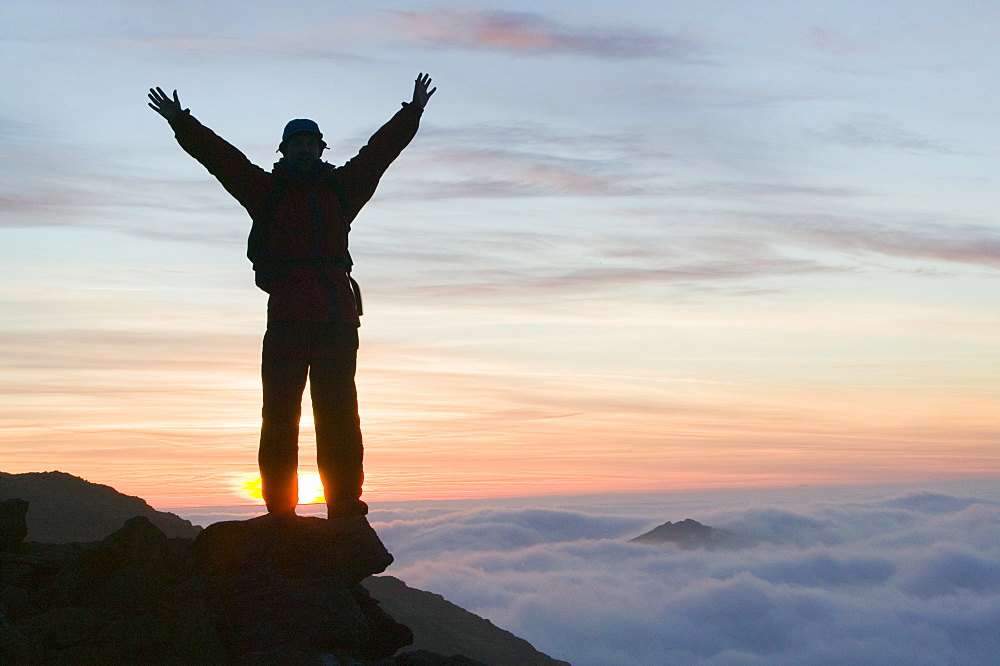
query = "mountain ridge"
xmin=0 ymin=470 xmax=201 ymax=542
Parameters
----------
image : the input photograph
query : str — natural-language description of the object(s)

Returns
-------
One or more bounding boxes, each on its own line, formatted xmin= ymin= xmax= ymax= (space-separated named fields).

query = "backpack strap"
xmin=247 ymin=179 xmax=288 ymax=269
xmin=328 ymin=177 xmax=364 ymax=316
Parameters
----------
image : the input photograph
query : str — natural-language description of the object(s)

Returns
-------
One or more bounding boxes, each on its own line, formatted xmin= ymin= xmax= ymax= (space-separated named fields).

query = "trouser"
xmin=258 ymin=321 xmax=367 ymax=518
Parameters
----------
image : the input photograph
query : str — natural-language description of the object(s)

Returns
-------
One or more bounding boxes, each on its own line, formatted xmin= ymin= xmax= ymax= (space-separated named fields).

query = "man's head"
xmin=278 ymin=119 xmax=327 ymax=172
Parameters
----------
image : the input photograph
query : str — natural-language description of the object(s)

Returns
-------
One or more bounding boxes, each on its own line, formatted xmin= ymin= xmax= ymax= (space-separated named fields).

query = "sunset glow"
xmin=1 ymin=1 xmax=997 ymax=508
xmin=240 ymin=473 xmax=326 ymax=506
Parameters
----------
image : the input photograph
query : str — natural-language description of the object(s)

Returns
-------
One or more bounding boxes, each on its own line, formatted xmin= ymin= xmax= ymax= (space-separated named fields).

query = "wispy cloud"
xmin=385 ymin=121 xmax=876 ymax=203
xmin=358 ymin=220 xmax=844 ymax=307
xmin=0 ymin=141 xmax=248 ymax=244
xmin=454 ymin=256 xmax=833 ymax=303
xmin=383 ymin=122 xmax=672 ymax=200
xmin=126 ymin=35 xmax=369 ymax=63
xmin=649 ymin=82 xmax=829 ymax=109
xmin=751 ymin=212 xmax=1000 ymax=268
xmin=405 ymin=160 xmax=641 ymax=199
xmin=813 ymin=113 xmax=958 ymax=154
xmin=358 ymin=199 xmax=1000 ymax=311
xmin=392 ymin=9 xmax=701 ymax=60
xmin=808 ymin=26 xmax=870 ymax=57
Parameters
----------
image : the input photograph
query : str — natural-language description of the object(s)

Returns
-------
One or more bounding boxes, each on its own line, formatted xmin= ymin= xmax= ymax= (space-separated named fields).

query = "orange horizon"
xmin=6 ymin=461 xmax=996 ymax=510
xmin=139 ymin=470 xmax=1000 ymax=509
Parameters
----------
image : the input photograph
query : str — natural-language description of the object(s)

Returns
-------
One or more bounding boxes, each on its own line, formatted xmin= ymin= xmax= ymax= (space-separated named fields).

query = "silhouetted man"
xmin=149 ymin=74 xmax=435 ymax=520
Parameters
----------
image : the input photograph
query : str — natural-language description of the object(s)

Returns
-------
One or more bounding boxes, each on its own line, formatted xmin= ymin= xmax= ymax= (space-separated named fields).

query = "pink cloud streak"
xmin=394 ymin=10 xmax=696 ymax=59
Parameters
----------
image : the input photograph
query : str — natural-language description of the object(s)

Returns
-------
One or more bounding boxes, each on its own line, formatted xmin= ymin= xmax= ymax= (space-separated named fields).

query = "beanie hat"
xmin=279 ymin=119 xmax=324 ymax=151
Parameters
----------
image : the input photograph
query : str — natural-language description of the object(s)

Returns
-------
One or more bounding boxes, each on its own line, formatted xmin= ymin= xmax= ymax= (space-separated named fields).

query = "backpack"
xmin=246 ymin=178 xmax=363 ymax=315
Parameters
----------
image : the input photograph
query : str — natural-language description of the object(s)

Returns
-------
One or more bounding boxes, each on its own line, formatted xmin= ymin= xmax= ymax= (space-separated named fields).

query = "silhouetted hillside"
xmin=364 ymin=576 xmax=570 ymax=666
xmin=0 ymin=471 xmax=201 ymax=541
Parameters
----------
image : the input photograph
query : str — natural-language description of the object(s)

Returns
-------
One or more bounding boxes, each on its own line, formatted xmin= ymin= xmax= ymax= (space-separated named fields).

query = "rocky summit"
xmin=0 ymin=504 xmax=484 ymax=665
xmin=195 ymin=514 xmax=394 ymax=585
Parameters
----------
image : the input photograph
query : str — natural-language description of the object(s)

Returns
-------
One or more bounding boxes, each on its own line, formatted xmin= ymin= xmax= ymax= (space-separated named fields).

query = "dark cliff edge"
xmin=0 ymin=473 xmax=569 ymax=666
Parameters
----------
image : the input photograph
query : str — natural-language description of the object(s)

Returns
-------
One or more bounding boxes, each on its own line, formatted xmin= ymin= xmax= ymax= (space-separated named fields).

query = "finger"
xmin=427 ymin=87 xmax=437 ymax=98
xmin=173 ymin=90 xmax=180 ymax=104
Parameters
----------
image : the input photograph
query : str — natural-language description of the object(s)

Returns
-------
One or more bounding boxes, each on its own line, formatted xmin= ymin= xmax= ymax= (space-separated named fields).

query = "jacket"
xmin=169 ymin=103 xmax=423 ymax=325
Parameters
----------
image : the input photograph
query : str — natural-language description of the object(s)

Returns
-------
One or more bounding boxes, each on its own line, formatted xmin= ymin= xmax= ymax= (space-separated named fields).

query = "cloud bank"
xmin=354 ymin=486 xmax=1000 ymax=665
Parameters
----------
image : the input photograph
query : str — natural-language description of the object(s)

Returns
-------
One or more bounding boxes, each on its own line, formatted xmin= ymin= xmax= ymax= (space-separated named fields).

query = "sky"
xmin=1 ymin=1 xmax=998 ymax=507
xmin=179 ymin=482 xmax=1000 ymax=665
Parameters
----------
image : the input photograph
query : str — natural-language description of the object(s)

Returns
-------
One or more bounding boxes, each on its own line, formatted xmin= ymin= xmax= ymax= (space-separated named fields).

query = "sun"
xmin=240 ymin=472 xmax=326 ymax=505
xmin=296 ymin=473 xmax=326 ymax=504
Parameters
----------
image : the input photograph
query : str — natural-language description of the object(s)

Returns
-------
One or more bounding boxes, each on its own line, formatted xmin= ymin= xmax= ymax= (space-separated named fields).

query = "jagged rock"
xmin=194 ymin=514 xmax=393 ymax=585
xmin=213 ymin=574 xmax=369 ymax=660
xmin=0 ymin=613 xmax=40 ymax=664
xmin=54 ymin=516 xmax=177 ymax=608
xmin=630 ymin=518 xmax=730 ymax=549
xmin=2 ymin=517 xmax=221 ymax=664
xmin=191 ymin=515 xmax=410 ymax=662
xmin=0 ymin=471 xmax=201 ymax=542
xmin=0 ymin=498 xmax=28 ymax=552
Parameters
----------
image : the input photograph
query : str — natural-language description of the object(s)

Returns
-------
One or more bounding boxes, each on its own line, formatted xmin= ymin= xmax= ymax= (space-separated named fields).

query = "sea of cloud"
xmin=178 ymin=481 xmax=1000 ymax=665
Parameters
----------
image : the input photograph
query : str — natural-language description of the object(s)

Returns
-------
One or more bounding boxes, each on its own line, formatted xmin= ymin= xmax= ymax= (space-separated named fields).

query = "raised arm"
xmin=332 ymin=74 xmax=436 ymax=221
xmin=147 ymin=86 xmax=269 ymax=210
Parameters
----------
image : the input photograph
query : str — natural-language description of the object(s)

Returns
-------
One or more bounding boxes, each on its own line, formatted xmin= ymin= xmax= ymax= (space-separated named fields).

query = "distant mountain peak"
xmin=630 ymin=518 xmax=730 ymax=549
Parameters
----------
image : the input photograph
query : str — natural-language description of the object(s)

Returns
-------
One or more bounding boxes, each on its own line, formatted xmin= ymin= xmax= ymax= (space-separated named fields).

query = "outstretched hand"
xmin=410 ymin=73 xmax=436 ymax=110
xmin=148 ymin=87 xmax=184 ymax=122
